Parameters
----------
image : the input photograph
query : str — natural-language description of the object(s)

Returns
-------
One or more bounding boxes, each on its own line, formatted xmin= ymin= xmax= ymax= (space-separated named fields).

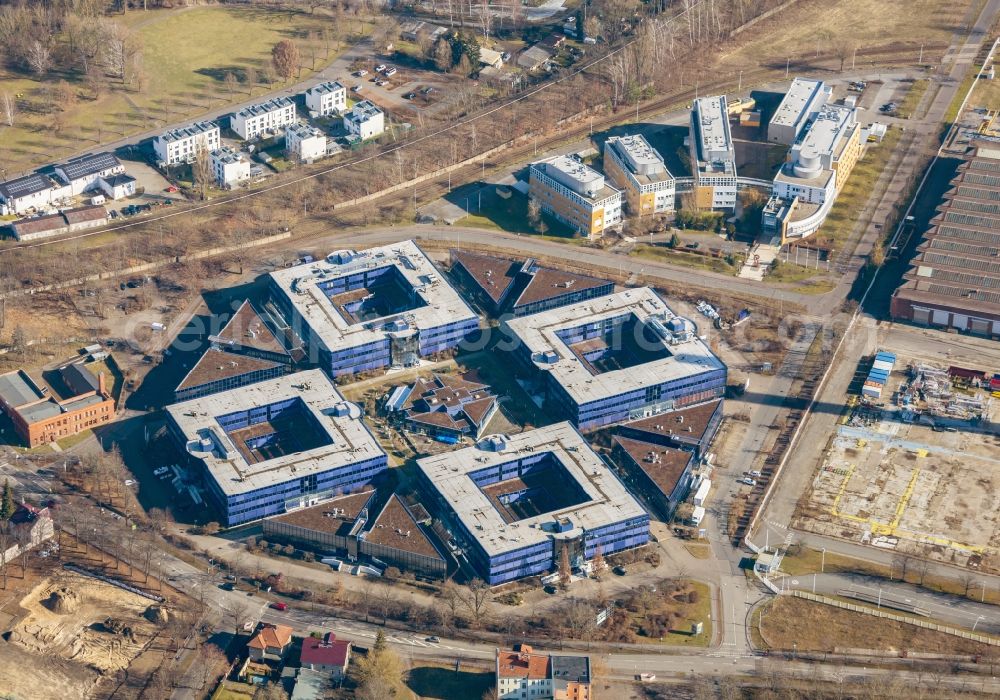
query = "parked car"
xmin=420 ymin=86 xmax=434 ymax=95
xmin=375 ymin=79 xmax=388 ymax=87
xmin=739 ymin=477 xmax=757 ymax=486
xmin=501 ymin=51 xmax=511 ymax=61
xmin=270 ymin=602 xmax=288 ymax=611
xmin=636 ymin=673 xmax=656 ymax=682
xmin=375 ymin=63 xmax=386 ymax=72
xmin=219 ymin=582 xmax=235 ymax=591
xmin=613 ymin=565 xmax=627 ymax=576
xmin=352 ymin=85 xmax=363 ymax=92
xmin=355 ymin=69 xmax=368 ymax=76
xmin=384 ymin=66 xmax=397 ymax=76
xmin=425 ymin=636 xmax=440 ymax=643
xmin=403 ymin=92 xmax=416 ymax=100
xmin=748 ymin=470 xmax=762 ymax=478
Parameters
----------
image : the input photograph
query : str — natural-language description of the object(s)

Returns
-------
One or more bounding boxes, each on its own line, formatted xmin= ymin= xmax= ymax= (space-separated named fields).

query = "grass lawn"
xmin=209 ymin=681 xmax=254 ymax=700
xmin=683 ymin=543 xmax=712 ymax=560
xmin=459 ymin=191 xmax=581 ymax=241
xmin=765 ymin=261 xmax=836 ymax=294
xmin=896 ymin=78 xmax=930 ymax=119
xmin=654 ymin=580 xmax=713 ymax=647
xmin=407 ymin=664 xmax=494 ymax=700
xmin=813 ymin=128 xmax=903 ymax=252
xmin=0 ymin=6 xmax=368 ymax=172
xmin=630 ymin=243 xmax=739 ymax=275
xmin=754 ymin=595 xmax=998 ymax=654
xmin=85 ymin=359 xmax=124 ymax=400
xmin=968 ymin=70 xmax=1000 ymax=111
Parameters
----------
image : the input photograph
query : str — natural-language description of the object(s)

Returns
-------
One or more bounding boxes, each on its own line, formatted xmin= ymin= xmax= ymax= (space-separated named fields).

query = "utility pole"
xmin=785 ymin=57 xmax=790 ymax=79
xmin=852 ymin=47 xmax=857 ymax=70
xmin=821 ymin=548 xmax=826 ymax=573
xmin=918 ymin=43 xmax=924 ymax=65
xmin=738 ymin=70 xmax=743 ymax=93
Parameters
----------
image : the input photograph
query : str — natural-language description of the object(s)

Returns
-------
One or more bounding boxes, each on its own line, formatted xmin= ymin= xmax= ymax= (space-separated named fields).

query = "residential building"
xmin=767 ymin=78 xmax=832 ymax=145
xmin=0 ymin=368 xmax=114 ymax=448
xmin=54 ymin=152 xmax=124 ymax=196
xmin=384 ymin=372 xmax=498 ymax=440
xmin=300 ymin=632 xmax=351 ymax=679
xmin=0 ymin=503 xmax=54 ymax=567
xmin=343 ymin=100 xmax=385 ymax=141
xmin=517 ymin=45 xmax=552 ymax=71
xmin=890 ymin=140 xmax=1000 ymax=335
xmin=285 ymin=123 xmax=328 ymax=162
xmin=210 ymin=147 xmax=251 ymax=189
xmin=764 ymin=103 xmax=862 ymax=242
xmin=399 ymin=20 xmax=447 ymax=42
xmin=503 ymin=288 xmax=727 ymax=431
xmin=528 ymin=156 xmax=623 ymax=238
xmin=291 ymin=668 xmax=333 ymax=700
xmin=231 ymin=96 xmax=297 ymax=140
xmin=303 ymin=80 xmax=347 ymax=116
xmin=449 ymin=250 xmax=614 ymax=318
xmin=603 ymin=134 xmax=675 ymax=216
xmin=689 ymin=96 xmax=738 ymax=210
xmin=268 ymin=240 xmax=479 ymax=378
xmin=496 ymin=645 xmax=592 ymax=700
xmin=153 ymin=121 xmax=221 ymax=166
xmin=479 ymin=47 xmax=504 ymax=69
xmin=98 ymin=174 xmax=137 ymax=200
xmin=247 ymin=623 xmax=293 ymax=662
xmin=417 ymin=423 xmax=649 ymax=585
xmin=0 ymin=173 xmax=58 ymax=215
xmin=164 ymin=369 xmax=388 ymax=526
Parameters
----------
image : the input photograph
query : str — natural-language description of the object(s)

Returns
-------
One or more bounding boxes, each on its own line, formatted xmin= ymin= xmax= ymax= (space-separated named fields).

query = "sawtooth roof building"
xmin=449 ymin=250 xmax=613 ymax=318
xmin=165 ymin=369 xmax=387 ymax=526
xmin=268 ymin=240 xmax=479 ymax=378
xmin=890 ymin=140 xmax=1000 ymax=336
xmin=384 ymin=371 xmax=499 ymax=440
xmin=503 ymin=288 xmax=726 ymax=431
xmin=417 ymin=423 xmax=649 ymax=585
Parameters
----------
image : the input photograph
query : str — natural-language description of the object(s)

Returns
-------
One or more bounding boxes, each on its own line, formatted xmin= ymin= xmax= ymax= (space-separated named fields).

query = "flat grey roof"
xmin=0 ymin=371 xmax=44 ymax=408
xmin=17 ymin=400 xmax=62 ymax=423
xmin=165 ymin=369 xmax=385 ymax=497
xmin=236 ymin=96 xmax=295 ymax=119
xmin=306 ymin=81 xmax=345 ymax=96
xmin=157 ymin=121 xmax=219 ymax=143
xmin=416 ymin=423 xmax=646 ymax=558
xmin=503 ymin=288 xmax=725 ymax=405
xmin=797 ymin=104 xmax=855 ymax=162
xmin=269 ymin=239 xmax=477 ymax=354
xmin=770 ymin=78 xmax=828 ymax=128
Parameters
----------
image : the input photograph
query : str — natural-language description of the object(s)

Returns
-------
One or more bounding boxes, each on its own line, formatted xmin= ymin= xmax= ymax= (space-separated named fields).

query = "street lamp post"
xmin=974 ymin=615 xmax=985 ymax=632
xmin=821 ymin=548 xmax=826 ymax=573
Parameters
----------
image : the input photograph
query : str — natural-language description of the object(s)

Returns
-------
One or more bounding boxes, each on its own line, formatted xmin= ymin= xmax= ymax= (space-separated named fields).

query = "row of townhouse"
xmin=0 ymin=152 xmax=135 ymax=216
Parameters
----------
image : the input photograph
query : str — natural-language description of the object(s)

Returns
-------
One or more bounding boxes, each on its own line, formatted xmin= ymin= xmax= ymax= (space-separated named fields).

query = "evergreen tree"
xmin=0 ymin=480 xmax=15 ymax=521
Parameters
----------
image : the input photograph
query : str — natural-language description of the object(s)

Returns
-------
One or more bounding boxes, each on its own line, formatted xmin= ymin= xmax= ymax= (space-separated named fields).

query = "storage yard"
xmin=794 ymin=350 xmax=1000 ymax=571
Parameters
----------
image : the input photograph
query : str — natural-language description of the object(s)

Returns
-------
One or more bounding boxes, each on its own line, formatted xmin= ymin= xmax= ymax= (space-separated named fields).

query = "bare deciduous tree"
xmin=0 ymin=92 xmax=16 ymax=127
xmin=26 ymin=40 xmax=52 ymax=75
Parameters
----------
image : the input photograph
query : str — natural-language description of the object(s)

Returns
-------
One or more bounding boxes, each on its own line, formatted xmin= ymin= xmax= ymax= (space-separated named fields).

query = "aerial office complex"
xmin=528 ymin=155 xmax=623 ymax=238
xmin=503 ymin=288 xmax=726 ymax=431
xmin=891 ymin=141 xmax=1000 ymax=336
xmin=603 ymin=134 xmax=676 ymax=216
xmin=449 ymin=250 xmax=613 ymax=318
xmin=165 ymin=370 xmax=388 ymax=526
xmin=417 ymin=423 xmax=649 ymax=585
xmin=763 ymin=101 xmax=862 ymax=241
xmin=767 ymin=78 xmax=832 ymax=145
xmin=268 ymin=240 xmax=479 ymax=378
xmin=689 ymin=96 xmax=738 ymax=210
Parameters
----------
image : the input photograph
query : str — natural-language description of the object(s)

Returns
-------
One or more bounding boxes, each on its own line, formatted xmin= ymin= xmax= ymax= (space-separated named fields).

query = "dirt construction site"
xmin=1 ymin=569 xmax=168 ymax=700
xmin=793 ymin=353 xmax=1000 ymax=573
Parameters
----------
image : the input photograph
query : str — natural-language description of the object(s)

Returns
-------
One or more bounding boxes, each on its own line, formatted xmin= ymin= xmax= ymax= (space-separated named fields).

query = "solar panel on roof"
xmin=59 ymin=152 xmax=120 ymax=181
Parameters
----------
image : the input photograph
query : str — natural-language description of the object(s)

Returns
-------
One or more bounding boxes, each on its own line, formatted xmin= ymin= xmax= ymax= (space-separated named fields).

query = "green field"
xmin=0 ymin=6 xmax=368 ymax=173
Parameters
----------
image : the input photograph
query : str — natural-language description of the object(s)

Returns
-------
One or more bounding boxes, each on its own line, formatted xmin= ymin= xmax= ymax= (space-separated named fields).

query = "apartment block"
xmin=304 ymin=81 xmax=347 ymax=116
xmin=417 ymin=423 xmax=649 ymax=585
xmin=231 ymin=97 xmax=297 ymax=140
xmin=497 ymin=645 xmax=592 ymax=700
xmin=503 ymin=288 xmax=727 ymax=431
xmin=165 ymin=370 xmax=388 ymax=526
xmin=603 ymin=134 xmax=675 ymax=216
xmin=767 ymin=78 xmax=831 ymax=145
xmin=268 ymin=240 xmax=479 ymax=378
xmin=153 ymin=121 xmax=221 ymax=166
xmin=528 ymin=156 xmax=622 ymax=238
xmin=285 ymin=123 xmax=328 ymax=162
xmin=210 ymin=147 xmax=251 ymax=189
xmin=689 ymin=96 xmax=738 ymax=210
xmin=343 ymin=100 xmax=385 ymax=141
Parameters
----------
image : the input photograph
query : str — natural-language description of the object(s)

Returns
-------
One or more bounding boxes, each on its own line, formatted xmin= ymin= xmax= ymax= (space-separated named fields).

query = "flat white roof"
xmin=693 ymin=96 xmax=733 ymax=157
xmin=771 ymin=78 xmax=828 ymax=128
xmin=503 ymin=288 xmax=724 ymax=405
xmin=797 ymin=103 xmax=855 ymax=162
xmin=531 ymin=156 xmax=619 ymax=201
xmin=606 ymin=135 xmax=671 ymax=182
xmin=165 ymin=369 xmax=384 ymax=497
xmin=416 ymin=422 xmax=646 ymax=557
xmin=269 ymin=239 xmax=477 ymax=353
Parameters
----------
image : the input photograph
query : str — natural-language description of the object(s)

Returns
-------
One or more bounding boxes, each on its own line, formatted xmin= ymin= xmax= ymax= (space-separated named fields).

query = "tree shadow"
xmin=406 ymin=666 xmax=493 ymax=700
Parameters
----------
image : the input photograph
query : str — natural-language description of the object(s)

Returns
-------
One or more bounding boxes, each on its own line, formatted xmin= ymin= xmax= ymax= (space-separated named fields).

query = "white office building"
xmin=303 ymin=81 xmax=347 ymax=116
xmin=689 ymin=96 xmax=738 ymax=210
xmin=528 ymin=155 xmax=623 ymax=238
xmin=210 ymin=147 xmax=251 ymax=189
xmin=285 ymin=123 xmax=328 ymax=162
xmin=153 ymin=121 xmax=221 ymax=166
xmin=768 ymin=78 xmax=832 ymax=145
xmin=54 ymin=152 xmax=125 ymax=196
xmin=231 ymin=97 xmax=297 ymax=141
xmin=343 ymin=101 xmax=385 ymax=141
xmin=603 ymin=134 xmax=675 ymax=216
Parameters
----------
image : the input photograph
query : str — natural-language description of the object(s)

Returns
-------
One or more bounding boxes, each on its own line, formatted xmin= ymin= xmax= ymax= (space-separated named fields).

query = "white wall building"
xmin=343 ymin=101 xmax=385 ymax=141
xmin=98 ymin=174 xmax=137 ymax=200
xmin=210 ymin=147 xmax=251 ymax=189
xmin=153 ymin=121 xmax=221 ymax=166
xmin=768 ymin=78 xmax=831 ymax=145
xmin=231 ymin=97 xmax=297 ymax=141
xmin=54 ymin=152 xmax=125 ymax=196
xmin=303 ymin=81 xmax=347 ymax=116
xmin=689 ymin=96 xmax=738 ymax=210
xmin=0 ymin=174 xmax=58 ymax=215
xmin=285 ymin=123 xmax=328 ymax=162
xmin=528 ymin=155 xmax=623 ymax=238
xmin=772 ymin=103 xmax=858 ymax=205
xmin=604 ymin=134 xmax=675 ymax=215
